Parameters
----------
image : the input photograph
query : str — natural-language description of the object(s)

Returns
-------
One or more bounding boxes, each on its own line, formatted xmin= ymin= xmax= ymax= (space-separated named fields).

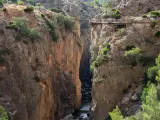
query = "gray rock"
xmin=63 ymin=114 xmax=74 ymax=120
xmin=130 ymin=93 xmax=139 ymax=102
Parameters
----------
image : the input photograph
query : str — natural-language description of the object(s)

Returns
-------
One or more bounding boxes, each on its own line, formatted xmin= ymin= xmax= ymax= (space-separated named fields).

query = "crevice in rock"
xmin=71 ymin=26 xmax=93 ymax=120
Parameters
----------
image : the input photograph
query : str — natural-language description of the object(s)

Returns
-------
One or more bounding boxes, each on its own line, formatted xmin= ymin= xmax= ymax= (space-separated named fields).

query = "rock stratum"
xmin=0 ymin=4 xmax=82 ymax=120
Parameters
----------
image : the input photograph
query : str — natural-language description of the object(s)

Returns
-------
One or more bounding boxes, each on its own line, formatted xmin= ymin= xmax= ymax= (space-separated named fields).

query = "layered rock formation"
xmin=117 ymin=0 xmax=160 ymax=16
xmin=90 ymin=16 xmax=160 ymax=120
xmin=0 ymin=4 xmax=82 ymax=120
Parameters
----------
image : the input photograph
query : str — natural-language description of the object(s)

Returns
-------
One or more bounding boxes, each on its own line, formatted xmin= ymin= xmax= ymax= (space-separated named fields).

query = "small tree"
xmin=0 ymin=0 xmax=4 ymax=7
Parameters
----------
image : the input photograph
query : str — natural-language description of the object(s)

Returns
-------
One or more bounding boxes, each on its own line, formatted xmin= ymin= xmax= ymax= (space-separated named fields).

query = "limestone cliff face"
xmin=0 ymin=4 xmax=82 ymax=120
xmin=90 ymin=17 xmax=160 ymax=120
xmin=117 ymin=0 xmax=160 ymax=16
xmin=36 ymin=0 xmax=63 ymax=8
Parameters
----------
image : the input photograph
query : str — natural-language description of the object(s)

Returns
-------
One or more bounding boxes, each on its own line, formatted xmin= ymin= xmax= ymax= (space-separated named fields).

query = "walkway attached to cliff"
xmin=79 ymin=18 xmax=160 ymax=25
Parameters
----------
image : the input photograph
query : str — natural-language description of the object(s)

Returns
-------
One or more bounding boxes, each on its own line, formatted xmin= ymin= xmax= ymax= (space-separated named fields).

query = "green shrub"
xmin=64 ymin=16 xmax=75 ymax=31
xmin=102 ymin=43 xmax=111 ymax=55
xmin=149 ymin=11 xmax=160 ymax=18
xmin=110 ymin=84 xmax=160 ymax=120
xmin=110 ymin=55 xmax=160 ymax=120
xmin=142 ymin=14 xmax=148 ymax=18
xmin=151 ymin=20 xmax=156 ymax=28
xmin=125 ymin=47 xmax=141 ymax=58
xmin=109 ymin=106 xmax=123 ymax=120
xmin=156 ymin=70 xmax=160 ymax=83
xmin=101 ymin=8 xmax=121 ymax=19
xmin=111 ymin=9 xmax=121 ymax=19
xmin=42 ymin=15 xmax=58 ymax=41
xmin=0 ymin=0 xmax=3 ymax=7
xmin=7 ymin=17 xmax=29 ymax=34
xmin=90 ymin=55 xmax=108 ymax=71
xmin=0 ymin=106 xmax=8 ymax=120
xmin=49 ymin=8 xmax=63 ymax=13
xmin=147 ymin=55 xmax=160 ymax=81
xmin=24 ymin=6 xmax=34 ymax=13
xmin=125 ymin=47 xmax=141 ymax=66
xmin=90 ymin=43 xmax=110 ymax=71
xmin=7 ymin=17 xmax=41 ymax=39
xmin=116 ymin=28 xmax=126 ymax=37
xmin=155 ymin=31 xmax=160 ymax=38
xmin=29 ymin=28 xmax=41 ymax=39
xmin=17 ymin=0 xmax=24 ymax=5
xmin=57 ymin=14 xmax=75 ymax=31
xmin=147 ymin=66 xmax=159 ymax=80
xmin=56 ymin=14 xmax=65 ymax=27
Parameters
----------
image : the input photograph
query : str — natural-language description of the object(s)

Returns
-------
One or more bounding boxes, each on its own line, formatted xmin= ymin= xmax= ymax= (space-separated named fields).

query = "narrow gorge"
xmin=1 ymin=0 xmax=160 ymax=120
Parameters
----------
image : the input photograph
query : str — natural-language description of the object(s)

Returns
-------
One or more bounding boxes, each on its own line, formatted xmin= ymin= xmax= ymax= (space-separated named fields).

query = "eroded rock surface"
xmin=90 ymin=17 xmax=160 ymax=120
xmin=0 ymin=4 xmax=82 ymax=120
xmin=117 ymin=0 xmax=160 ymax=16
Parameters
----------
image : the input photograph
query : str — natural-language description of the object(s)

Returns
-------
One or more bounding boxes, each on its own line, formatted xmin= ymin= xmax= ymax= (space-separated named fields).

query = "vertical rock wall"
xmin=90 ymin=18 xmax=160 ymax=120
xmin=0 ymin=4 xmax=82 ymax=120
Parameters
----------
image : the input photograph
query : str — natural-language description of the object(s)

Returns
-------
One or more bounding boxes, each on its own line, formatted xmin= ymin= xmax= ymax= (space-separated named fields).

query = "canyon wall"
xmin=0 ymin=4 xmax=82 ymax=120
xmin=117 ymin=0 xmax=160 ymax=16
xmin=90 ymin=17 xmax=160 ymax=120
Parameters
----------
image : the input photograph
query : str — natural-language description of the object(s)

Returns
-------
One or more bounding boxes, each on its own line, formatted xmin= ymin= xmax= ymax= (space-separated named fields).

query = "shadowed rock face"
xmin=90 ymin=17 xmax=160 ymax=120
xmin=0 ymin=4 xmax=82 ymax=120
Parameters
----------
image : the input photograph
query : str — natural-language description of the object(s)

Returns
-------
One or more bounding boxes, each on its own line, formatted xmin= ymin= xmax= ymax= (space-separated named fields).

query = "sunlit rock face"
xmin=117 ymin=0 xmax=160 ymax=16
xmin=0 ymin=4 xmax=82 ymax=120
xmin=90 ymin=17 xmax=160 ymax=120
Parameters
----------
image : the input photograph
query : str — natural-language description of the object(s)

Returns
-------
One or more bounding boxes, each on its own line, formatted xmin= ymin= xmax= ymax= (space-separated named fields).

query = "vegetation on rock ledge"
xmin=7 ymin=17 xmax=41 ymax=40
xmin=90 ymin=43 xmax=111 ymax=71
xmin=24 ymin=6 xmax=34 ymax=13
xmin=0 ymin=106 xmax=8 ymax=120
xmin=109 ymin=55 xmax=160 ymax=120
xmin=41 ymin=14 xmax=59 ymax=41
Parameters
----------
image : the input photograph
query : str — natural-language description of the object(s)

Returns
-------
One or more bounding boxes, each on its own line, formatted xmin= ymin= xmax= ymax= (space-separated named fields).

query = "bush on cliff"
xmin=41 ymin=15 xmax=58 ymax=41
xmin=111 ymin=9 xmax=121 ymax=19
xmin=110 ymin=83 xmax=160 ymax=120
xmin=109 ymin=55 xmax=160 ymax=120
xmin=90 ymin=43 xmax=110 ymax=71
xmin=125 ymin=47 xmax=141 ymax=58
xmin=24 ymin=6 xmax=34 ymax=13
xmin=125 ymin=47 xmax=142 ymax=65
xmin=64 ymin=16 xmax=75 ymax=31
xmin=155 ymin=31 xmax=160 ymax=38
xmin=49 ymin=8 xmax=63 ymax=13
xmin=0 ymin=0 xmax=3 ymax=7
xmin=0 ymin=106 xmax=8 ymax=120
xmin=7 ymin=17 xmax=41 ymax=39
xmin=116 ymin=28 xmax=126 ymax=37
xmin=102 ymin=8 xmax=121 ymax=19
xmin=149 ymin=11 xmax=160 ymax=18
xmin=17 ymin=0 xmax=24 ymax=5
xmin=57 ymin=14 xmax=75 ymax=31
xmin=102 ymin=43 xmax=111 ymax=55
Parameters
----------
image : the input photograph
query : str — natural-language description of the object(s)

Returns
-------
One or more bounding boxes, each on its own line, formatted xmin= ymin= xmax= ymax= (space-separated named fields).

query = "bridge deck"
xmin=79 ymin=18 xmax=160 ymax=24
